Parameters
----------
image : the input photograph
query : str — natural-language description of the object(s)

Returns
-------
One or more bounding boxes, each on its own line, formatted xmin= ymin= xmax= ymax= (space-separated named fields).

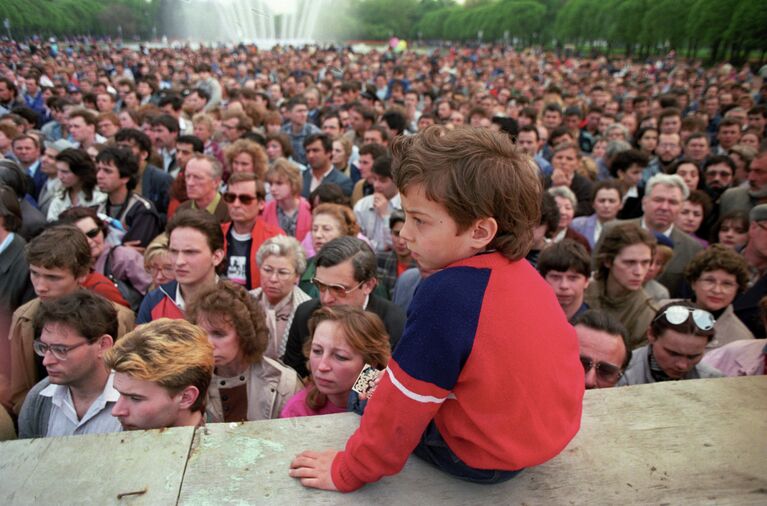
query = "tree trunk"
xmin=710 ymin=39 xmax=721 ymax=63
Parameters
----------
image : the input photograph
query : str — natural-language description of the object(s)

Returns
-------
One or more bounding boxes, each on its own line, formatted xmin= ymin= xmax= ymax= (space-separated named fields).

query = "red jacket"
xmin=331 ymin=252 xmax=584 ymax=491
xmin=221 ymin=220 xmax=284 ymax=290
xmin=82 ymin=271 xmax=129 ymax=308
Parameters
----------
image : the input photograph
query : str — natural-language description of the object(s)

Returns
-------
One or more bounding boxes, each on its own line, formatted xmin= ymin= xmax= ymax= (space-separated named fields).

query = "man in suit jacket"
xmin=11 ymin=134 xmax=46 ymax=201
xmin=301 ymin=133 xmax=353 ymax=199
xmin=599 ymin=174 xmax=702 ymax=298
xmin=282 ymin=236 xmax=405 ymax=377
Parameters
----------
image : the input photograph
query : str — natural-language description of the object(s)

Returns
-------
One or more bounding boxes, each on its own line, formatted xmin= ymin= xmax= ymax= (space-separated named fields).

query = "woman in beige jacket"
xmin=188 ymin=281 xmax=302 ymax=422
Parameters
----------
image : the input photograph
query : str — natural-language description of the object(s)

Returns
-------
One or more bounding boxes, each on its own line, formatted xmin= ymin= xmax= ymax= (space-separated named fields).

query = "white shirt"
xmin=309 ymin=166 xmax=334 ymax=193
xmin=354 ymin=193 xmax=402 ymax=252
xmin=640 ymin=217 xmax=674 ymax=237
xmin=40 ymin=372 xmax=122 ymax=437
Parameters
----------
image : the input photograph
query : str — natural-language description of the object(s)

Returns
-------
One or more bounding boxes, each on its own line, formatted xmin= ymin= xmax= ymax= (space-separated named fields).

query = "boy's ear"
xmin=470 ymin=217 xmax=498 ymax=249
xmin=177 ymin=385 xmax=200 ymax=410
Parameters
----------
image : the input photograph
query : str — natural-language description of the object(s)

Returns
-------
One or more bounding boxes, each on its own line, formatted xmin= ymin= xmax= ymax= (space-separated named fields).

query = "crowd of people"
xmin=0 ymin=37 xmax=766 ymax=491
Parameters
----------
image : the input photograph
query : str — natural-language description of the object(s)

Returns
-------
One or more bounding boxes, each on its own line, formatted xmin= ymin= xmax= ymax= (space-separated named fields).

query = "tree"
xmin=687 ymin=0 xmax=736 ymax=61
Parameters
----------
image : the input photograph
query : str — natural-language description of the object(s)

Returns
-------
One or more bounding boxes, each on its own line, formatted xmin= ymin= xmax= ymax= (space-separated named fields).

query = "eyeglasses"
xmin=83 ymin=228 xmax=101 ymax=239
xmin=148 ymin=265 xmax=174 ymax=277
xmin=33 ymin=339 xmax=89 ymax=361
xmin=311 ymin=277 xmax=364 ymax=298
xmin=579 ymin=355 xmax=623 ymax=383
xmin=697 ymin=276 xmax=737 ymax=292
xmin=654 ymin=305 xmax=715 ymax=331
xmin=223 ymin=192 xmax=257 ymax=205
xmin=260 ymin=266 xmax=295 ymax=279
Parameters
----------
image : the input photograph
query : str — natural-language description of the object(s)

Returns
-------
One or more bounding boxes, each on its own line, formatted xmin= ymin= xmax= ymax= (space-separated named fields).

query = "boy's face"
xmin=29 ymin=264 xmax=84 ymax=301
xmin=544 ymin=269 xmax=589 ymax=311
xmin=372 ymin=174 xmax=398 ymax=199
xmin=112 ymin=372 xmax=188 ymax=430
xmin=399 ymin=184 xmax=479 ymax=271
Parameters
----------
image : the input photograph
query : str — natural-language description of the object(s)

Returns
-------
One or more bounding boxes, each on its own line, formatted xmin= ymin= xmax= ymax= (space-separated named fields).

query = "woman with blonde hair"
xmin=262 ymin=158 xmax=312 ymax=242
xmin=143 ymin=233 xmax=174 ymax=290
xmin=280 ymin=305 xmax=390 ymax=418
xmin=298 ymin=203 xmax=360 ymax=297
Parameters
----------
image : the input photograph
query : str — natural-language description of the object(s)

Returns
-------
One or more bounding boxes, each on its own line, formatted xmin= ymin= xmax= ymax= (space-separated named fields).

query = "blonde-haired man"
xmin=105 ymin=318 xmax=214 ymax=430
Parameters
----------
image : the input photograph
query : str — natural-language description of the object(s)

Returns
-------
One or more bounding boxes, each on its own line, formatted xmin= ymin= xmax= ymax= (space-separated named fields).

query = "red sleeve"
xmin=330 ymin=361 xmax=448 ymax=492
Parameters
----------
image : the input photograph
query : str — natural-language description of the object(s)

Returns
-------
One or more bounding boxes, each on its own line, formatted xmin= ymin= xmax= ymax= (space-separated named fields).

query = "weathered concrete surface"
xmin=0 ymin=427 xmax=195 ymax=505
xmin=2 ymin=377 xmax=765 ymax=505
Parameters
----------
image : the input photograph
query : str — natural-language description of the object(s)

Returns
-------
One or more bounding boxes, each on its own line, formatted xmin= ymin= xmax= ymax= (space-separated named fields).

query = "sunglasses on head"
xmin=579 ymin=355 xmax=622 ymax=383
xmin=223 ymin=192 xmax=257 ymax=205
xmin=654 ymin=305 xmax=715 ymax=331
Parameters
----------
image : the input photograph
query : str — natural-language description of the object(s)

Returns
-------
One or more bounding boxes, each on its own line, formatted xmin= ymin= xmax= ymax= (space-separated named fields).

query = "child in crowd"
xmin=289 ymin=127 xmax=584 ymax=491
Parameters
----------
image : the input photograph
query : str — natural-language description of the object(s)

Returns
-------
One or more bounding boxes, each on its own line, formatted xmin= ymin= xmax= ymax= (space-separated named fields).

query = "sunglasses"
xmin=654 ymin=305 xmax=715 ymax=331
xmin=311 ymin=277 xmax=364 ymax=298
xmin=579 ymin=355 xmax=622 ymax=383
xmin=83 ymin=228 xmax=101 ymax=239
xmin=223 ymin=192 xmax=257 ymax=205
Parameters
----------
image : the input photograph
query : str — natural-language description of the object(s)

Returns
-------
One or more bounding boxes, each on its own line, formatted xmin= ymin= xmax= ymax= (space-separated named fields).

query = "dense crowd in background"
xmin=0 ymin=38 xmax=765 ymax=484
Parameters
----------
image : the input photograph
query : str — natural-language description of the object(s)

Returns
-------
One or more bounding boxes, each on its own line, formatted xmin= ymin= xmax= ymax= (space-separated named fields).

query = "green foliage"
xmin=725 ymin=0 xmax=767 ymax=54
xmin=1 ymin=0 xmax=764 ymax=62
xmin=0 ymin=0 xmax=158 ymax=37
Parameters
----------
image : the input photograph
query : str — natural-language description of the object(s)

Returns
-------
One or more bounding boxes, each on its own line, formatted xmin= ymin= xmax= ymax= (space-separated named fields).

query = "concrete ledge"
xmin=2 ymin=376 xmax=765 ymax=505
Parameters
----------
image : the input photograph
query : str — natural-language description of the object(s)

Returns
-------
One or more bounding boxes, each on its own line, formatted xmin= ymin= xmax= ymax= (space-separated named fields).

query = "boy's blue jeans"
xmin=413 ymin=420 xmax=523 ymax=484
xmin=349 ymin=392 xmax=523 ymax=484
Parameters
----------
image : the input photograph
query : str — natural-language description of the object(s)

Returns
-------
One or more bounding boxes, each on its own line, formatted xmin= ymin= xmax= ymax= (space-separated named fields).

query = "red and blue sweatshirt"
xmin=136 ymin=280 xmax=185 ymax=324
xmin=331 ymin=252 xmax=584 ymax=491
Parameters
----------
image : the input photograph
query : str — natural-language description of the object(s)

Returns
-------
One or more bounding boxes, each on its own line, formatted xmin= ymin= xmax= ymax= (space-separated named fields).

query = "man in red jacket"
xmin=221 ymin=172 xmax=283 ymax=290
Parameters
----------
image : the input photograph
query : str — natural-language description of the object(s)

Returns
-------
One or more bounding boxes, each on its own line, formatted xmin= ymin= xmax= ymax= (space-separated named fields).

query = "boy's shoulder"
xmin=416 ymin=253 xmax=523 ymax=301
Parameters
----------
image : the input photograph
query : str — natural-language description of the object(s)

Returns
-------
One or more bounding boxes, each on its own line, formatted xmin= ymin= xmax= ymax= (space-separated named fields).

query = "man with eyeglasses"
xmin=175 ymin=153 xmax=230 ymax=223
xmin=5 ymin=226 xmax=134 ymax=415
xmin=572 ymin=310 xmax=631 ymax=389
xmin=95 ymin=146 xmax=162 ymax=249
xmin=619 ymin=301 xmax=723 ymax=385
xmin=18 ymin=291 xmax=122 ymax=438
xmin=221 ymin=173 xmax=284 ymax=290
xmin=282 ymin=236 xmax=405 ymax=377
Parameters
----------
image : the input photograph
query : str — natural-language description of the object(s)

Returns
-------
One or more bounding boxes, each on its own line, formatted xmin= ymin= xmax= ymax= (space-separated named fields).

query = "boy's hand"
xmin=289 ymin=450 xmax=339 ymax=491
xmin=372 ymin=192 xmax=389 ymax=217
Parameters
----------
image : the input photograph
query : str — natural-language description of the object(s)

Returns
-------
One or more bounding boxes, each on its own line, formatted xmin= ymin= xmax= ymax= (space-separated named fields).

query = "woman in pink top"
xmin=281 ymin=306 xmax=391 ymax=418
xmin=262 ymin=158 xmax=312 ymax=242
